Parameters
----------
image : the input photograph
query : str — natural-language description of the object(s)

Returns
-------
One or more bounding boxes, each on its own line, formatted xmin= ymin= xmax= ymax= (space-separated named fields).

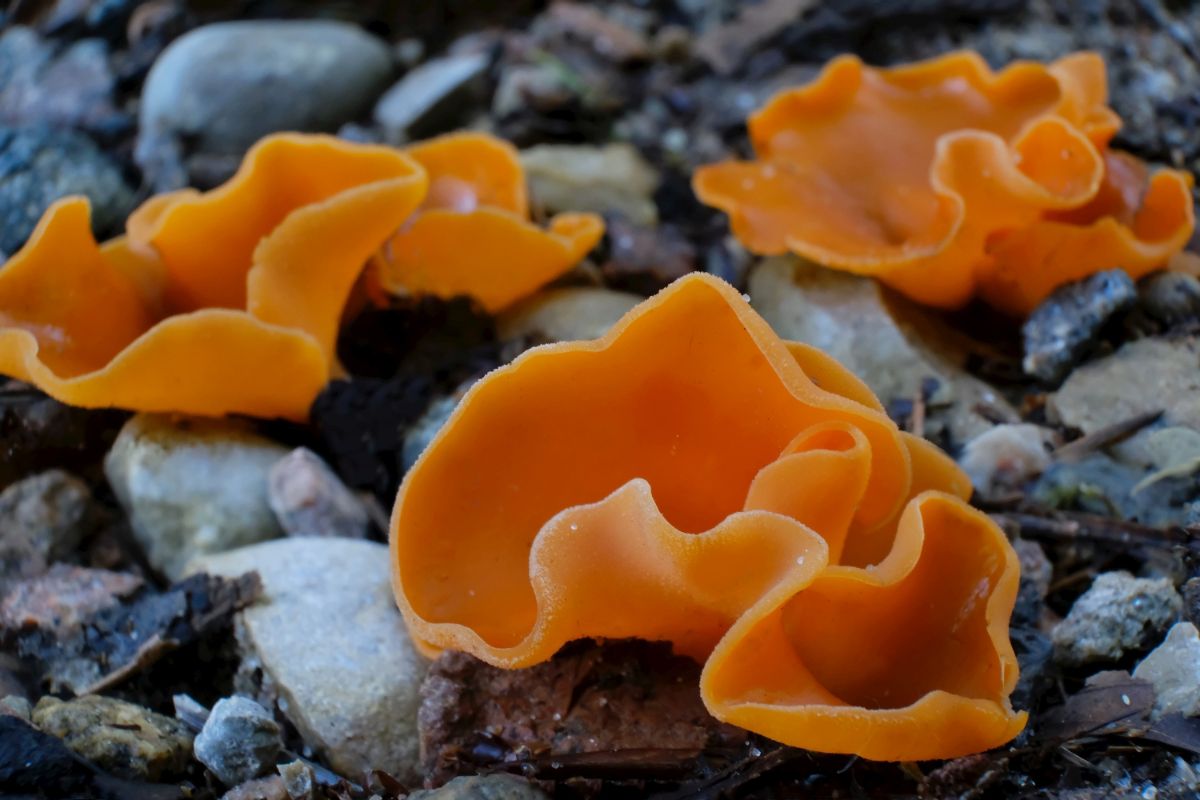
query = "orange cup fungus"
xmin=694 ymin=51 xmax=1195 ymax=315
xmin=391 ymin=273 xmax=1027 ymax=761
xmin=0 ymin=131 xmax=604 ymax=419
xmin=378 ymin=132 xmax=604 ymax=313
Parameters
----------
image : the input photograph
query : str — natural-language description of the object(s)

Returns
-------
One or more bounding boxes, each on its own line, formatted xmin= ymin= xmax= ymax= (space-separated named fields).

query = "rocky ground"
xmin=2 ymin=0 xmax=1200 ymax=798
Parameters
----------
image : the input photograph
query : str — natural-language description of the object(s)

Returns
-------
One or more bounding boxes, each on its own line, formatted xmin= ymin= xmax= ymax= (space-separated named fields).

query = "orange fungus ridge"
xmin=390 ymin=273 xmax=1027 ymax=761
xmin=693 ymin=51 xmax=1194 ymax=315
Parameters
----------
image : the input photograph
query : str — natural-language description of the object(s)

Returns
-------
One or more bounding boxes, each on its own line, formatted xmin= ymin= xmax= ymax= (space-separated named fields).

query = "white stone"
xmin=497 ymin=287 xmax=643 ymax=343
xmin=188 ymin=538 xmax=426 ymax=782
xmin=1133 ymin=622 xmax=1200 ymax=719
xmin=105 ymin=415 xmax=286 ymax=579
xmin=959 ymin=424 xmax=1054 ymax=497
xmin=1052 ymin=571 xmax=1182 ymax=666
xmin=521 ymin=143 xmax=659 ymax=225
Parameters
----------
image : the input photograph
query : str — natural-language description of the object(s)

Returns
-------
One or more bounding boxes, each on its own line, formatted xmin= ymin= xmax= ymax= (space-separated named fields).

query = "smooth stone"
xmin=374 ymin=52 xmax=490 ymax=143
xmin=104 ymin=414 xmax=287 ymax=579
xmin=408 ymin=775 xmax=550 ymax=800
xmin=497 ymin=287 xmax=643 ymax=343
xmin=0 ymin=125 xmax=134 ymax=254
xmin=1140 ymin=271 xmax=1200 ymax=323
xmin=188 ymin=538 xmax=427 ymax=782
xmin=750 ymin=256 xmax=1015 ymax=443
xmin=1052 ymin=571 xmax=1182 ymax=666
xmin=139 ymin=21 xmax=392 ymax=155
xmin=520 ymin=143 xmax=659 ymax=226
xmin=195 ymin=696 xmax=281 ymax=786
xmin=1021 ymin=270 xmax=1136 ymax=384
xmin=1049 ymin=337 xmax=1200 ymax=465
xmin=267 ymin=448 xmax=369 ymax=539
xmin=32 ymin=695 xmax=193 ymax=781
xmin=1133 ymin=622 xmax=1200 ymax=720
xmin=958 ymin=424 xmax=1054 ymax=498
xmin=0 ymin=470 xmax=93 ymax=593
xmin=401 ymin=382 xmax=474 ymax=473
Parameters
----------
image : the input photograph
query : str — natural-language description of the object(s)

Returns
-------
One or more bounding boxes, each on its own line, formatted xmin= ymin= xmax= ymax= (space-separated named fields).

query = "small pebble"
xmin=958 ymin=423 xmax=1053 ymax=498
xmin=407 ymin=774 xmax=550 ymax=800
xmin=1022 ymin=270 xmax=1137 ymax=384
xmin=374 ymin=52 xmax=490 ymax=143
xmin=520 ymin=143 xmax=660 ymax=226
xmin=1052 ymin=571 xmax=1182 ymax=666
xmin=1140 ymin=271 xmax=1200 ymax=324
xmin=267 ymin=448 xmax=369 ymax=539
xmin=195 ymin=696 xmax=282 ymax=786
xmin=220 ymin=775 xmax=288 ymax=800
xmin=277 ymin=759 xmax=315 ymax=800
xmin=1132 ymin=621 xmax=1200 ymax=719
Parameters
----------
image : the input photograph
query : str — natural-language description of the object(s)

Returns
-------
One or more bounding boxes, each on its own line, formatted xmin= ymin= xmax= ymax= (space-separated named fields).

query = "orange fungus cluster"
xmin=694 ymin=51 xmax=1195 ymax=315
xmin=0 ymin=132 xmax=603 ymax=419
xmin=390 ymin=273 xmax=1027 ymax=761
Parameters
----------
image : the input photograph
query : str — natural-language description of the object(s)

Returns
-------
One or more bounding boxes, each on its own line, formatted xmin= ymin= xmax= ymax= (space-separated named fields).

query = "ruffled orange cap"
xmin=390 ymin=273 xmax=1026 ymax=761
xmin=377 ymin=132 xmax=605 ymax=312
xmin=693 ymin=51 xmax=1194 ymax=315
xmin=0 ymin=134 xmax=427 ymax=419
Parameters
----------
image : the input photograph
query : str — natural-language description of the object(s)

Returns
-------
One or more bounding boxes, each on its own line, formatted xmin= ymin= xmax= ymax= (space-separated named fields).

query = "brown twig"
xmin=992 ymin=510 xmax=1199 ymax=551
xmin=1051 ymin=409 xmax=1164 ymax=463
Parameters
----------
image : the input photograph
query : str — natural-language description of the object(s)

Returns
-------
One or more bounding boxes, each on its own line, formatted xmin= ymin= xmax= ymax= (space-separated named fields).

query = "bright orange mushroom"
xmin=390 ymin=272 xmax=1025 ymax=760
xmin=0 ymin=134 xmax=427 ymax=419
xmin=693 ymin=51 xmax=1194 ymax=315
xmin=377 ymin=132 xmax=605 ymax=312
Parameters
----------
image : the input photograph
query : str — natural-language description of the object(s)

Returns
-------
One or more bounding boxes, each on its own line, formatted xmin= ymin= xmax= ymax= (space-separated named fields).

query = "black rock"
xmin=1021 ymin=270 xmax=1137 ymax=384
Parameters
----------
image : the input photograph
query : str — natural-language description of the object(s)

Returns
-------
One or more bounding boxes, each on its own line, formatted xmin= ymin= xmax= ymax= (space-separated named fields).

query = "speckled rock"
xmin=521 ymin=143 xmax=659 ymax=225
xmin=104 ymin=415 xmax=287 ymax=579
xmin=195 ymin=696 xmax=281 ymax=786
xmin=188 ymin=538 xmax=427 ymax=781
xmin=1133 ymin=622 xmax=1200 ymax=720
xmin=408 ymin=775 xmax=550 ymax=800
xmin=0 ymin=470 xmax=94 ymax=592
xmin=497 ymin=287 xmax=643 ymax=343
xmin=1022 ymin=270 xmax=1136 ymax=384
xmin=139 ymin=21 xmax=392 ymax=155
xmin=1052 ymin=571 xmax=1183 ymax=667
xmin=32 ymin=695 xmax=193 ymax=781
xmin=267 ymin=448 xmax=368 ymax=539
xmin=750 ymin=256 xmax=1014 ymax=444
xmin=0 ymin=125 xmax=133 ymax=254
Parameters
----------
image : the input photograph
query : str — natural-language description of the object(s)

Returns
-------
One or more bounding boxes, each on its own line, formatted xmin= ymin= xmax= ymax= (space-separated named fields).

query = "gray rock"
xmin=188 ymin=538 xmax=427 ymax=781
xmin=521 ymin=143 xmax=659 ymax=226
xmin=0 ymin=27 xmax=125 ymax=134
xmin=497 ymin=287 xmax=643 ymax=343
xmin=1052 ymin=571 xmax=1183 ymax=666
xmin=32 ymin=695 xmax=193 ymax=781
xmin=1022 ymin=270 xmax=1137 ymax=384
xmin=267 ymin=449 xmax=368 ymax=539
xmin=402 ymin=390 xmax=468 ymax=473
xmin=104 ymin=414 xmax=287 ymax=579
xmin=139 ymin=21 xmax=393 ymax=156
xmin=958 ymin=424 xmax=1053 ymax=498
xmin=0 ymin=470 xmax=93 ymax=593
xmin=276 ymin=760 xmax=314 ymax=800
xmin=195 ymin=696 xmax=281 ymax=786
xmin=1031 ymin=453 xmax=1198 ymax=528
xmin=750 ymin=256 xmax=1015 ymax=443
xmin=408 ymin=775 xmax=550 ymax=800
xmin=1140 ymin=271 xmax=1200 ymax=324
xmin=1133 ymin=622 xmax=1200 ymax=720
xmin=0 ymin=126 xmax=134 ymax=254
xmin=374 ymin=52 xmax=490 ymax=143
xmin=220 ymin=776 xmax=287 ymax=800
xmin=1049 ymin=337 xmax=1200 ymax=464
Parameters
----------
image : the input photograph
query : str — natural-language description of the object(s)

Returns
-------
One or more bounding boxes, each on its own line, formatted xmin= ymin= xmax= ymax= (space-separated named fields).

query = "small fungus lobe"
xmin=390 ymin=273 xmax=1026 ymax=761
xmin=693 ymin=51 xmax=1194 ymax=314
xmin=378 ymin=132 xmax=605 ymax=313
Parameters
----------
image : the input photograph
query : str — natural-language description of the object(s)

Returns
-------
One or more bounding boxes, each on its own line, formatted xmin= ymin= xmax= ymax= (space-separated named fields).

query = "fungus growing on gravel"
xmin=0 ymin=134 xmax=426 ymax=420
xmin=693 ymin=51 xmax=1194 ymax=315
xmin=390 ymin=273 xmax=1026 ymax=761
xmin=377 ymin=132 xmax=605 ymax=312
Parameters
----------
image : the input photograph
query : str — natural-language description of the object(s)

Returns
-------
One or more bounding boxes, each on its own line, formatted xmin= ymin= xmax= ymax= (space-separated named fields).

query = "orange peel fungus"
xmin=0 ymin=131 xmax=604 ymax=419
xmin=390 ymin=273 xmax=1026 ymax=761
xmin=378 ymin=132 xmax=605 ymax=313
xmin=694 ymin=51 xmax=1195 ymax=315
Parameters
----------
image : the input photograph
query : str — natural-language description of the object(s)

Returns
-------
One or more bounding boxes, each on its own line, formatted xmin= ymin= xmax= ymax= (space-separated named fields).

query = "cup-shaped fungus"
xmin=377 ymin=132 xmax=605 ymax=312
xmin=390 ymin=273 xmax=1026 ymax=761
xmin=693 ymin=51 xmax=1194 ymax=315
xmin=0 ymin=134 xmax=426 ymax=420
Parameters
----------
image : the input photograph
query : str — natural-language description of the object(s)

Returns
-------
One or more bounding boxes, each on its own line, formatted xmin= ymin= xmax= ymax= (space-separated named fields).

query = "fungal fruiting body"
xmin=693 ymin=51 xmax=1194 ymax=315
xmin=390 ymin=273 xmax=1026 ymax=761
xmin=0 ymin=135 xmax=426 ymax=420
xmin=378 ymin=132 xmax=605 ymax=313
xmin=0 ymin=132 xmax=603 ymax=419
